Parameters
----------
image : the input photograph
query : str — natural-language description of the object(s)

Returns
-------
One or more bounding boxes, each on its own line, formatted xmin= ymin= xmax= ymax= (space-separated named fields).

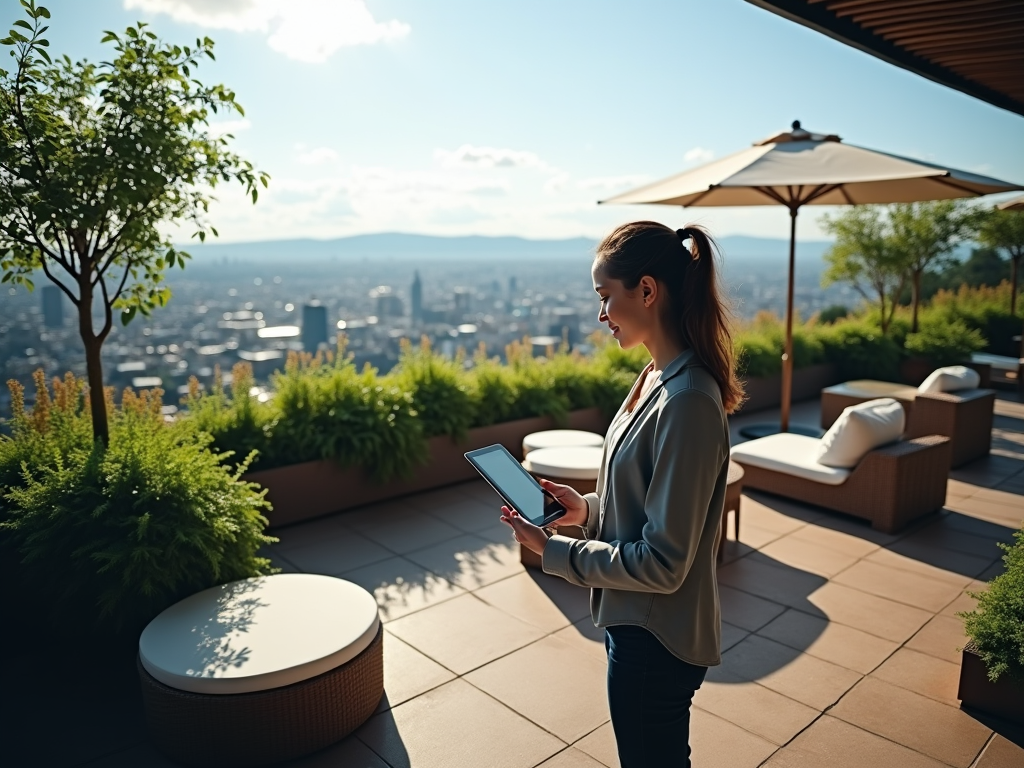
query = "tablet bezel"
xmin=464 ymin=444 xmax=567 ymax=527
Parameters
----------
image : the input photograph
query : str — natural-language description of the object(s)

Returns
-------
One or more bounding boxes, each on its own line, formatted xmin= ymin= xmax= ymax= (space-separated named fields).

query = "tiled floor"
xmin=8 ymin=395 xmax=1024 ymax=768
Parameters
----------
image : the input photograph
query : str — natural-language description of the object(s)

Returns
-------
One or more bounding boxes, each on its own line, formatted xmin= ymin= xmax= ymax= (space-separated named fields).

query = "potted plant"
xmin=957 ymin=527 xmax=1024 ymax=725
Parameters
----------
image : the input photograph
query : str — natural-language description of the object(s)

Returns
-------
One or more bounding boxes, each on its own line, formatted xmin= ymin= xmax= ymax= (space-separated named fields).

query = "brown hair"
xmin=595 ymin=221 xmax=744 ymax=414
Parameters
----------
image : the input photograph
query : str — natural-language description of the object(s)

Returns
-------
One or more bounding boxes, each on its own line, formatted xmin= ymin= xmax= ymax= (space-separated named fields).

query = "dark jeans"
xmin=605 ymin=624 xmax=708 ymax=768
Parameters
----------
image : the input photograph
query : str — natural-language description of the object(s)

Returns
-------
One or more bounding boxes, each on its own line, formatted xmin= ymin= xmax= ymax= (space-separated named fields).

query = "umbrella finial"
xmin=792 ymin=120 xmax=801 ymax=130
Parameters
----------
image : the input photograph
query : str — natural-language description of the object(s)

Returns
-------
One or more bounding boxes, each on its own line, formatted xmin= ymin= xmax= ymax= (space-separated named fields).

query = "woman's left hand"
xmin=500 ymin=506 xmax=548 ymax=555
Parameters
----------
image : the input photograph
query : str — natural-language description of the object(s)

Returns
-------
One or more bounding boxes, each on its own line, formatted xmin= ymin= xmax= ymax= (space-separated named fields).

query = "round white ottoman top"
xmin=523 ymin=429 xmax=604 ymax=455
xmin=139 ymin=574 xmax=380 ymax=695
xmin=523 ymin=445 xmax=603 ymax=480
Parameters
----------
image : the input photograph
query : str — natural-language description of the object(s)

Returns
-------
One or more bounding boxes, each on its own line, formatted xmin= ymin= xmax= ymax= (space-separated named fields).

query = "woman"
xmin=501 ymin=221 xmax=743 ymax=768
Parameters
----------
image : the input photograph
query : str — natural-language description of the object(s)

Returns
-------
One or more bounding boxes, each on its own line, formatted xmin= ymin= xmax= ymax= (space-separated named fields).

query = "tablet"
xmin=465 ymin=444 xmax=567 ymax=527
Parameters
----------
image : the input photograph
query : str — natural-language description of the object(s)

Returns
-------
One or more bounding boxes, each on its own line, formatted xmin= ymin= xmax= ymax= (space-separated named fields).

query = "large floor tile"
xmin=716 ymin=557 xmax=828 ymax=613
xmin=719 ymin=584 xmax=788 ymax=632
xmin=287 ymin=736 xmax=391 ymax=767
xmin=786 ymin=523 xmax=882 ymax=558
xmin=552 ymin=617 xmax=607 ymax=664
xmin=806 ymin=582 xmax=934 ymax=643
xmin=693 ymin=672 xmax=819 ymax=746
xmin=273 ymin=515 xmax=351 ymax=552
xmin=279 ymin=530 xmax=394 ymax=576
xmin=356 ymin=507 xmax=466 ymax=555
xmin=339 ymin=556 xmax=465 ymax=621
xmin=869 ymin=647 xmax=962 ymax=705
xmin=416 ymin=492 xmax=503 ymax=533
xmin=832 ymin=559 xmax=966 ymax=612
xmin=905 ymin=614 xmax=970 ymax=664
xmin=865 ymin=543 xmax=995 ymax=581
xmin=378 ymin=632 xmax=456 ymax=711
xmin=536 ymin=747 xmax=610 ymax=768
xmin=689 ymin=707 xmax=779 ymax=768
xmin=466 ymin=635 xmax=609 ymax=743
xmin=474 ymin=571 xmax=591 ymax=632
xmin=573 ymin=723 xmax=618 ymax=768
xmin=756 ymin=609 xmax=898 ymax=674
xmin=404 ymin=533 xmax=525 ymax=591
xmin=356 ymin=679 xmax=564 ymax=768
xmin=717 ymin=634 xmax=862 ymax=711
xmin=830 ymin=677 xmax=991 ymax=768
xmin=751 ymin=535 xmax=860 ymax=578
xmin=974 ymin=734 xmax=1024 ymax=768
xmin=385 ymin=593 xmax=546 ymax=675
xmin=897 ymin=517 xmax=1010 ymax=559
xmin=763 ymin=715 xmax=949 ymax=768
xmin=721 ymin=621 xmax=750 ymax=652
xmin=738 ymin=494 xmax=818 ymax=534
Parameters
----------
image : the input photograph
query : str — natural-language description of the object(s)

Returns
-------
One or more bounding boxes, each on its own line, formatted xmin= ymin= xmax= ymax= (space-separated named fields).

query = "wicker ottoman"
xmin=138 ymin=574 xmax=383 ymax=767
xmin=523 ymin=429 xmax=604 ymax=456
xmin=520 ymin=445 xmax=602 ymax=569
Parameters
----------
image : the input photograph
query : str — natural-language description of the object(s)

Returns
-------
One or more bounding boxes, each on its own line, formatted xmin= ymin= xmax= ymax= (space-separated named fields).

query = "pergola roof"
xmin=746 ymin=0 xmax=1024 ymax=117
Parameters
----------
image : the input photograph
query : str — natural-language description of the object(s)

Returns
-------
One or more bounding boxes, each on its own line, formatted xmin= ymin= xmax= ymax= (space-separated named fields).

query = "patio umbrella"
xmin=998 ymin=195 xmax=1024 ymax=212
xmin=601 ymin=121 xmax=1024 ymax=435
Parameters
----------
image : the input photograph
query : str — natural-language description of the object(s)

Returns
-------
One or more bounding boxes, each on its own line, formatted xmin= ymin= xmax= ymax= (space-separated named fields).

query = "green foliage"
xmin=0 ymin=3 xmax=267 ymax=442
xmin=960 ymin=528 xmax=1024 ymax=683
xmin=904 ymin=320 xmax=986 ymax=367
xmin=816 ymin=320 xmax=902 ymax=381
xmin=923 ymin=283 xmax=1020 ymax=357
xmin=0 ymin=371 xmax=274 ymax=636
xmin=733 ymin=313 xmax=823 ymax=378
xmin=818 ymin=305 xmax=849 ymax=324
xmin=389 ymin=338 xmax=474 ymax=439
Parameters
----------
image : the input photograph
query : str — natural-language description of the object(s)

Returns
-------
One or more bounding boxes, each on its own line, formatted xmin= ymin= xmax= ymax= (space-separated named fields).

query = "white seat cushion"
xmin=817 ymin=398 xmax=905 ymax=469
xmin=918 ymin=365 xmax=981 ymax=394
xmin=523 ymin=429 xmax=604 ymax=455
xmin=731 ymin=433 xmax=851 ymax=486
xmin=523 ymin=446 xmax=602 ymax=480
xmin=139 ymin=574 xmax=380 ymax=695
xmin=824 ymin=379 xmax=918 ymax=401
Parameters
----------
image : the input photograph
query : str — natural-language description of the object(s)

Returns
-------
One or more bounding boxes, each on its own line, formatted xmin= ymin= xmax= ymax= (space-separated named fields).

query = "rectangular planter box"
xmin=958 ymin=643 xmax=1024 ymax=726
xmin=245 ymin=407 xmax=610 ymax=529
xmin=737 ymin=363 xmax=841 ymax=415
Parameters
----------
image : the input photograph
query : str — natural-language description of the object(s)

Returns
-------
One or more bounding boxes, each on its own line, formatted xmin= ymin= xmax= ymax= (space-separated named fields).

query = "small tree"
xmin=820 ymin=206 xmax=908 ymax=335
xmin=0 ymin=1 xmax=268 ymax=444
xmin=977 ymin=208 xmax=1024 ymax=316
xmin=889 ymin=200 xmax=976 ymax=333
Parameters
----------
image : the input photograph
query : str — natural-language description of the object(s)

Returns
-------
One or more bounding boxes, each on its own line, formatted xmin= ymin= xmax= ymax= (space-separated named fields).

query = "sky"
xmin=22 ymin=0 xmax=1024 ymax=244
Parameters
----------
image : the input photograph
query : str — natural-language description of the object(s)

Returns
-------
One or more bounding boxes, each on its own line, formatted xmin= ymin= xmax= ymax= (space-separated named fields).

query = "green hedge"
xmin=0 ymin=372 xmax=274 ymax=637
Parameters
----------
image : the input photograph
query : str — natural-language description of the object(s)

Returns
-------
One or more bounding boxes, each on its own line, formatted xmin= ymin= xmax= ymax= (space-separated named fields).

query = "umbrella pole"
xmin=780 ymin=207 xmax=798 ymax=433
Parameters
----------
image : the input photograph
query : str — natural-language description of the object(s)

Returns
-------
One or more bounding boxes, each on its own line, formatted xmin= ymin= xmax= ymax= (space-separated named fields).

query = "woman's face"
xmin=592 ymin=261 xmax=657 ymax=350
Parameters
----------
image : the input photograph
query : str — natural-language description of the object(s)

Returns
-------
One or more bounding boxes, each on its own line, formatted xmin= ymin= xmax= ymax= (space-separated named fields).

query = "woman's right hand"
xmin=538 ymin=478 xmax=590 ymax=528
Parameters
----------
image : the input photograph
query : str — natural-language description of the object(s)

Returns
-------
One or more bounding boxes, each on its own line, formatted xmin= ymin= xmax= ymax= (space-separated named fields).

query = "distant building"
xmin=369 ymin=285 xmax=404 ymax=318
xmin=41 ymin=285 xmax=64 ymax=328
xmin=411 ymin=271 xmax=423 ymax=321
xmin=453 ymin=287 xmax=472 ymax=314
xmin=508 ymin=276 xmax=518 ymax=300
xmin=550 ymin=307 xmax=580 ymax=349
xmin=301 ymin=302 xmax=328 ymax=351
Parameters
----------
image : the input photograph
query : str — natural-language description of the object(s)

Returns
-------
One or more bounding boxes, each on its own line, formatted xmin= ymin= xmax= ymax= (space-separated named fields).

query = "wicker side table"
xmin=138 ymin=574 xmax=383 ymax=767
xmin=718 ymin=460 xmax=744 ymax=564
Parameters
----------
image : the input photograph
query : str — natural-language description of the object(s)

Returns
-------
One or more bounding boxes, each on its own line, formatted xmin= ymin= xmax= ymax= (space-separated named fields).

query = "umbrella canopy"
xmin=602 ymin=123 xmax=1021 ymax=210
xmin=601 ymin=122 xmax=1024 ymax=433
xmin=998 ymin=195 xmax=1024 ymax=212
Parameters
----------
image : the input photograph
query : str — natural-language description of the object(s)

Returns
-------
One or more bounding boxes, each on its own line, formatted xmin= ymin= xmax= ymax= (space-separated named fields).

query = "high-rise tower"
xmin=301 ymin=301 xmax=328 ymax=351
xmin=411 ymin=271 xmax=423 ymax=321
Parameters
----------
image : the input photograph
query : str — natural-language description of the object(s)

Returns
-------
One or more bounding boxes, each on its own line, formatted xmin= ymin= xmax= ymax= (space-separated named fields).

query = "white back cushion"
xmin=817 ymin=398 xmax=905 ymax=469
xmin=918 ymin=365 xmax=981 ymax=394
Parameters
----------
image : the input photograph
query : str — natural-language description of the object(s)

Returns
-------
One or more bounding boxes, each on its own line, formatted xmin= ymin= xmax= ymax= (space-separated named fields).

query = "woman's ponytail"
xmin=596 ymin=221 xmax=745 ymax=413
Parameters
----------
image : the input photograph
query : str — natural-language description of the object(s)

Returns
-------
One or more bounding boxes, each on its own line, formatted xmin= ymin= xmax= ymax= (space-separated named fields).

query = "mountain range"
xmin=180 ymin=232 xmax=835 ymax=264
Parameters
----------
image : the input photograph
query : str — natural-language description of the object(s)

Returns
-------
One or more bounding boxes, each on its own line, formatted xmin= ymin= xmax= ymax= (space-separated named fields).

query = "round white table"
xmin=522 ymin=429 xmax=604 ymax=456
xmin=138 ymin=574 xmax=383 ymax=767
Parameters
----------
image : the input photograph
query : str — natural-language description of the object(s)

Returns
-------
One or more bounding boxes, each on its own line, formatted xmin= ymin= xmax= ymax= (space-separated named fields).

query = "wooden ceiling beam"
xmin=842 ymin=3 xmax=1019 ymax=25
xmin=872 ymin=15 xmax=1024 ymax=36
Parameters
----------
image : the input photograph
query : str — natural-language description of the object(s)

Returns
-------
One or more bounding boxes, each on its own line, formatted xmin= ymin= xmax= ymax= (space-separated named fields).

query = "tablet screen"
xmin=466 ymin=445 xmax=564 ymax=526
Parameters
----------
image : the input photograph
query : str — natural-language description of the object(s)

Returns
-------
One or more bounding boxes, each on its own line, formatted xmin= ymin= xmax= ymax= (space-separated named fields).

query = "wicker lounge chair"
xmin=732 ymin=433 xmax=951 ymax=533
xmin=820 ymin=380 xmax=994 ymax=468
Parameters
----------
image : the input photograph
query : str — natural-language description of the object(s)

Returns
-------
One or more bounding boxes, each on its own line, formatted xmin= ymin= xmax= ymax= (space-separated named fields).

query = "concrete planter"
xmin=246 ymin=408 xmax=610 ymax=529
xmin=958 ymin=643 xmax=1024 ymax=725
xmin=737 ymin=363 xmax=841 ymax=414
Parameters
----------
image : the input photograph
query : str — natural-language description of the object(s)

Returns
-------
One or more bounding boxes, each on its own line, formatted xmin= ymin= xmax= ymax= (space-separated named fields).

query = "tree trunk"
xmin=78 ymin=280 xmax=109 ymax=445
xmin=911 ymin=270 xmax=922 ymax=333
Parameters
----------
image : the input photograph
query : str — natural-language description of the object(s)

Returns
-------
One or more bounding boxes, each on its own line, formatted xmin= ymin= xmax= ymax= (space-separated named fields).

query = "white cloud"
xmin=543 ymin=173 xmax=570 ymax=195
xmin=576 ymin=174 xmax=649 ymax=191
xmin=124 ymin=0 xmax=409 ymax=63
xmin=206 ymin=118 xmax=251 ymax=137
xmin=684 ymin=146 xmax=715 ymax=164
xmin=434 ymin=144 xmax=550 ymax=170
xmin=297 ymin=146 xmax=339 ymax=165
